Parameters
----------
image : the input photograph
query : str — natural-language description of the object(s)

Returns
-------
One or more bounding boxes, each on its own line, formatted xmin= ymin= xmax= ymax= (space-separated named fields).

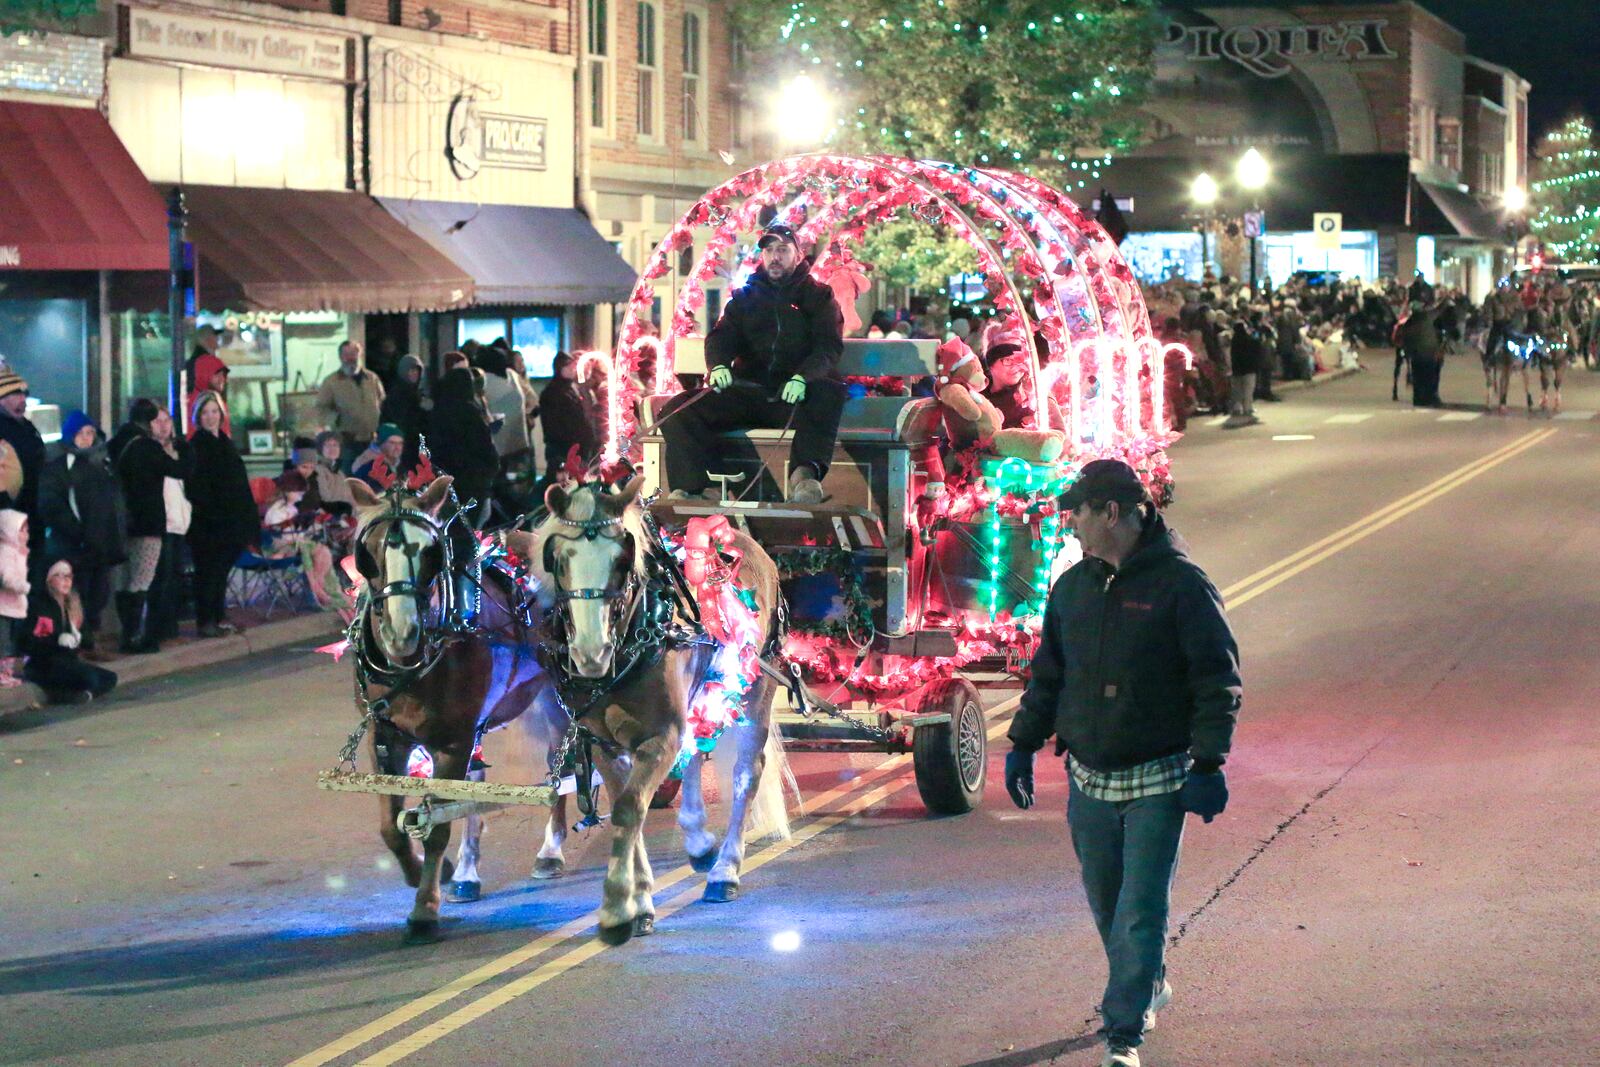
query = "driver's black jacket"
xmin=704 ymin=258 xmax=843 ymax=390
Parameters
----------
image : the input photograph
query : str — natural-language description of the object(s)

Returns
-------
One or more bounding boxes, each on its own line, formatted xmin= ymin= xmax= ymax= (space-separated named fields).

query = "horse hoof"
xmin=687 ymin=850 xmax=717 ymax=874
xmin=703 ymin=881 xmax=740 ymax=904
xmin=633 ymin=914 xmax=657 ymax=937
xmin=531 ymin=857 xmax=566 ymax=880
xmin=597 ymin=921 xmax=635 ymax=946
xmin=403 ymin=919 xmax=442 ymax=945
xmin=446 ymin=880 xmax=481 ymax=903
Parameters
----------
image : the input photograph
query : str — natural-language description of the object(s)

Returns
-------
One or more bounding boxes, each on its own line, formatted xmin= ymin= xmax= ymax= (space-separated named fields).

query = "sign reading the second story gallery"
xmin=121 ymin=7 xmax=349 ymax=82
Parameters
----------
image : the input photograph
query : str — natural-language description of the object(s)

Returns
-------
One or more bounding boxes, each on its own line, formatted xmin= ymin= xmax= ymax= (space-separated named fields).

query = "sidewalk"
xmin=0 ymin=610 xmax=345 ymax=716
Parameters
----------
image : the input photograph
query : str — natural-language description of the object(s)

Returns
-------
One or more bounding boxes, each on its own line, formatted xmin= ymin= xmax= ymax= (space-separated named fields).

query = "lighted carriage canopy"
xmin=608 ymin=154 xmax=1189 ymax=482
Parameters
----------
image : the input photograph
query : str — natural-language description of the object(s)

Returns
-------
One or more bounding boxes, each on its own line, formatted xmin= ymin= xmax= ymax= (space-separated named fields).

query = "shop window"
xmin=706 ymin=287 xmax=723 ymax=325
xmin=682 ymin=10 xmax=703 ymax=145
xmin=1436 ymin=117 xmax=1461 ymax=172
xmin=586 ymin=0 xmax=610 ymax=133
xmin=0 ymin=299 xmax=88 ymax=415
xmin=678 ymin=245 xmax=695 ymax=277
xmin=636 ymin=1 xmax=659 ymax=141
xmin=117 ymin=309 xmax=353 ymax=448
xmin=458 ymin=317 xmax=508 ymax=348
xmin=512 ymin=315 xmax=564 ymax=377
xmin=1481 ymin=152 xmax=1504 ymax=196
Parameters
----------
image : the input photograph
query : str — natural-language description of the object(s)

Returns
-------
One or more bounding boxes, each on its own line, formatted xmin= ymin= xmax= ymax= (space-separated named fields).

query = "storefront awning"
xmin=378 ymin=199 xmax=638 ymax=305
xmin=1413 ymin=180 xmax=1506 ymax=242
xmin=117 ymin=185 xmax=474 ymax=313
xmin=0 ymin=101 xmax=168 ymax=271
xmin=1088 ymin=154 xmax=1506 ymax=242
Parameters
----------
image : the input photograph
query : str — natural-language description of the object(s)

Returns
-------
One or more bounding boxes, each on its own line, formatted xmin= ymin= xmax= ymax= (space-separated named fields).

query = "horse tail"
xmin=714 ymin=701 xmax=799 ymax=843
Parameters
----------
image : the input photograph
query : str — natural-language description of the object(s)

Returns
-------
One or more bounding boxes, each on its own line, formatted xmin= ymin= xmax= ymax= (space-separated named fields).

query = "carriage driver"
xmin=661 ymin=222 xmax=846 ymax=504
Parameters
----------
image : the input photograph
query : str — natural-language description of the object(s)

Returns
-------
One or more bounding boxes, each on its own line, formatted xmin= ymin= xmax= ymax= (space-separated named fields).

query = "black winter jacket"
xmin=186 ymin=429 xmax=261 ymax=549
xmin=115 ymin=432 xmax=193 ymax=538
xmin=1229 ymin=323 xmax=1268 ymax=377
xmin=38 ymin=443 xmax=127 ymax=565
xmin=538 ymin=377 xmax=598 ymax=472
xmin=425 ymin=369 xmax=498 ymax=505
xmin=0 ymin=410 xmax=46 ymax=518
xmin=705 ymin=259 xmax=844 ymax=389
xmin=1008 ymin=515 xmax=1242 ymax=773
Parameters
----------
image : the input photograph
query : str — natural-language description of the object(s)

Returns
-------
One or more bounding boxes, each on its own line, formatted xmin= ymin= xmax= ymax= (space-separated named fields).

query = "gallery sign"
xmin=120 ymin=6 xmax=350 ymax=82
xmin=1163 ymin=17 xmax=1398 ymax=79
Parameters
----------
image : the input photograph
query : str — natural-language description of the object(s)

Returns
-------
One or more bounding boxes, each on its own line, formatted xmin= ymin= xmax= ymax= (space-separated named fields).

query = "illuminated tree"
xmin=731 ymin=0 xmax=1157 ymax=180
xmin=1529 ymin=115 xmax=1600 ymax=263
xmin=2 ymin=0 xmax=98 ymax=35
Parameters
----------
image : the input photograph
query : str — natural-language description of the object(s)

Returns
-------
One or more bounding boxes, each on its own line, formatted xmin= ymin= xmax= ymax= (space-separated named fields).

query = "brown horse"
xmin=530 ymin=476 xmax=793 ymax=945
xmin=348 ymin=476 xmax=568 ymax=942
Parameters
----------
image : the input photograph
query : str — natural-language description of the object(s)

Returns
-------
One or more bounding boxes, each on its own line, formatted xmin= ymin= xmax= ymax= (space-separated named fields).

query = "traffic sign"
xmin=1243 ymin=210 xmax=1266 ymax=238
xmin=1313 ymin=212 xmax=1343 ymax=250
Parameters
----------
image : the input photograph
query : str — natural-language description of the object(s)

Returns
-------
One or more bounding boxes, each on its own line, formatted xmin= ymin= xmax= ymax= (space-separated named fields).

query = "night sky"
xmin=1191 ymin=1 xmax=1600 ymax=136
xmin=1430 ymin=0 xmax=1600 ymax=134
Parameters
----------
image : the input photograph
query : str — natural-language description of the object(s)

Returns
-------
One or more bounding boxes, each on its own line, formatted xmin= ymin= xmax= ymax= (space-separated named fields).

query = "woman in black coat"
xmin=426 ymin=367 xmax=499 ymax=526
xmin=114 ymin=399 xmax=192 ymax=653
xmin=185 ymin=391 xmax=260 ymax=637
xmin=22 ymin=558 xmax=116 ymax=702
xmin=37 ymin=410 xmax=126 ymax=650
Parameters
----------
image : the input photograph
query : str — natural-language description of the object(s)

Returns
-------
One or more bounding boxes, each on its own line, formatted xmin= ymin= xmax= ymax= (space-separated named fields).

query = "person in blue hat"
xmin=37 ymin=410 xmax=126 ymax=651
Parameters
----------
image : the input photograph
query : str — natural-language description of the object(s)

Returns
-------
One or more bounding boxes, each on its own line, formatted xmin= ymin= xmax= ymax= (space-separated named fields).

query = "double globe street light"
xmin=1188 ymin=148 xmax=1271 ymax=291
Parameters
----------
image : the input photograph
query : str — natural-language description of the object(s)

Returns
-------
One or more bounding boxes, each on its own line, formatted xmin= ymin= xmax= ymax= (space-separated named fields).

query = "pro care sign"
xmin=122 ymin=7 xmax=350 ymax=81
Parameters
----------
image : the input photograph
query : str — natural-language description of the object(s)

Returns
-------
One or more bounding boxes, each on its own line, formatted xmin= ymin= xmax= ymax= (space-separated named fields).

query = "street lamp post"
xmin=1502 ymin=186 xmax=1529 ymax=275
xmin=1236 ymin=147 xmax=1270 ymax=295
xmin=771 ymin=74 xmax=831 ymax=150
xmin=1190 ymin=172 xmax=1219 ymax=279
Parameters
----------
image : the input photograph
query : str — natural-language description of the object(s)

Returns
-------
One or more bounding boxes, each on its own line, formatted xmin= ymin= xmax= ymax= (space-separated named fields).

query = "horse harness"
xmin=337 ymin=487 xmax=536 ymax=771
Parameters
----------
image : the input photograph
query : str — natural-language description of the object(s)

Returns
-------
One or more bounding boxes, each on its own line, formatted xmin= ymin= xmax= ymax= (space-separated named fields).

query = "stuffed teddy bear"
xmin=935 ymin=337 xmax=1003 ymax=450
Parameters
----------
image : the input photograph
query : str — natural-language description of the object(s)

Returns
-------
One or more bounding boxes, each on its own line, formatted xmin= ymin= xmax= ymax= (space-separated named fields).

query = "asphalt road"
xmin=4 ymin=356 xmax=1599 ymax=1067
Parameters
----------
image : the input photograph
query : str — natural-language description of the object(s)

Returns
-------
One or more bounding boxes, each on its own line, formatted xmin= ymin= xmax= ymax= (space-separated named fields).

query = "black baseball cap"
xmin=757 ymin=222 xmax=799 ymax=249
xmin=1060 ymin=459 xmax=1150 ymax=510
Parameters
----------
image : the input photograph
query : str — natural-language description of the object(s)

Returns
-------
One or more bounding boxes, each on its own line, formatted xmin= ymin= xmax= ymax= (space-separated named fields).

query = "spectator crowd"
xmin=0 ymin=330 xmax=608 ymax=705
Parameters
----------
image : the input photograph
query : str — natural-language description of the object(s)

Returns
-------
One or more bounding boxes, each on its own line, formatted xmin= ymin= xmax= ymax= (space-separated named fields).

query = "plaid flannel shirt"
xmin=1069 ymin=751 xmax=1192 ymax=803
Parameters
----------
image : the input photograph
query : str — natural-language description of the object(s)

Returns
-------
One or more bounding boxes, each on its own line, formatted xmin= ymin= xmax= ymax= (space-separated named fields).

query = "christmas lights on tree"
xmin=1530 ymin=116 xmax=1600 ymax=263
xmin=730 ymin=0 xmax=1156 ymax=176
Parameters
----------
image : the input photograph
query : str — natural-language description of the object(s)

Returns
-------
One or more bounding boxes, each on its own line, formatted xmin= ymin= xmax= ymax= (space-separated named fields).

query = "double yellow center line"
xmin=1221 ymin=428 xmax=1557 ymax=608
xmin=291 ymin=427 xmax=1557 ymax=1066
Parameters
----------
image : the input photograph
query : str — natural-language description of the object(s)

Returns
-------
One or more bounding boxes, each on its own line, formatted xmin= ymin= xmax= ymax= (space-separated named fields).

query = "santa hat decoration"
xmin=935 ymin=338 xmax=979 ymax=385
xmin=984 ymin=322 xmax=1027 ymax=363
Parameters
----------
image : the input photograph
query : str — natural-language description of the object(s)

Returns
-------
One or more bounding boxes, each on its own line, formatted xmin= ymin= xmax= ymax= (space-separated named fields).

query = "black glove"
xmin=1004 ymin=749 xmax=1035 ymax=810
xmin=1179 ymin=770 xmax=1228 ymax=823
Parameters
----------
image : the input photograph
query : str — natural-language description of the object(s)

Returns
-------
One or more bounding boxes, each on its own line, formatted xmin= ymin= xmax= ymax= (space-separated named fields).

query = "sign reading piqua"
xmin=1164 ymin=17 xmax=1398 ymax=79
xmin=122 ymin=6 xmax=349 ymax=81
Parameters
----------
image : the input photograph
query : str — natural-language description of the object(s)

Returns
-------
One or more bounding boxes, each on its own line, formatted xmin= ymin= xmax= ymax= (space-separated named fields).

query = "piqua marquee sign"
xmin=1163 ymin=17 xmax=1398 ymax=78
xmin=120 ymin=6 xmax=350 ymax=81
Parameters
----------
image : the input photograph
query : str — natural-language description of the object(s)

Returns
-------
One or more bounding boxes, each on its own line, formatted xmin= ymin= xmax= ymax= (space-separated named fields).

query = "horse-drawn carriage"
xmin=318 ymin=154 xmax=1183 ymax=942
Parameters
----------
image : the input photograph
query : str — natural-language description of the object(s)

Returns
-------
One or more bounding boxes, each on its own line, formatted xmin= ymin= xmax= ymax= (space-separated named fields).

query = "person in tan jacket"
xmin=315 ymin=340 xmax=384 ymax=467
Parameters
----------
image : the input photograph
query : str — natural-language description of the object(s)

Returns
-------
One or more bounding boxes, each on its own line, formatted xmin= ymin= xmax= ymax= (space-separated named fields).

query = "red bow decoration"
xmin=563 ymin=444 xmax=587 ymax=480
xmin=32 ymin=616 xmax=54 ymax=638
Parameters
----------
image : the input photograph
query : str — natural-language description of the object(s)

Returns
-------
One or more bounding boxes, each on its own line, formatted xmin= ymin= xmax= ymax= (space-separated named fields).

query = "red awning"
xmin=168 ymin=185 xmax=474 ymax=313
xmin=0 ymin=101 xmax=168 ymax=271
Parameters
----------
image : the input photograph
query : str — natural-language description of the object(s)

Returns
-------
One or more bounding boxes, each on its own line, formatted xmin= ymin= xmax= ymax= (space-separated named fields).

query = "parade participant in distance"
xmin=659 ymin=222 xmax=845 ymax=504
xmin=1005 ymin=460 xmax=1242 ymax=1067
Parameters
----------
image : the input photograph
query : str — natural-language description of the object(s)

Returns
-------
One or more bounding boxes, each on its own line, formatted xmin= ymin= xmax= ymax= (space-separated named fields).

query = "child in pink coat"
xmin=0 ymin=509 xmax=31 ymax=686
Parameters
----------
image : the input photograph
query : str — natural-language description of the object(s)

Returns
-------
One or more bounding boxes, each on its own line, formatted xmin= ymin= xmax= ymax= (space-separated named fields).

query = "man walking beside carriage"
xmin=1004 ymin=459 xmax=1242 ymax=1067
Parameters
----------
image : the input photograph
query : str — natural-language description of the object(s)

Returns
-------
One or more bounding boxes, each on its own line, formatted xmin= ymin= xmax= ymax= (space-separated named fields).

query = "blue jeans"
xmin=1067 ymin=777 xmax=1187 ymax=1047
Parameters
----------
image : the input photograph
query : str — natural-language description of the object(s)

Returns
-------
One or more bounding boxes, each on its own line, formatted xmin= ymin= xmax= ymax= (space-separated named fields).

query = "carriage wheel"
xmin=911 ymin=678 xmax=987 ymax=815
xmin=649 ymin=777 xmax=682 ymax=809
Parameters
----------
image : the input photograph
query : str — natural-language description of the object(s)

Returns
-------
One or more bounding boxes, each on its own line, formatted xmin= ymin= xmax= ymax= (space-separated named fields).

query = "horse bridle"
xmin=355 ymin=492 xmax=461 ymax=674
xmin=544 ymin=515 xmax=635 ymax=604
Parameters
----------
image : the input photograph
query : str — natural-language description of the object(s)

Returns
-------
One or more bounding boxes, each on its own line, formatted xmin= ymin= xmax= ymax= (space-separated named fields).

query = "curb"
xmin=1276 ymin=365 xmax=1364 ymax=393
xmin=0 ymin=611 xmax=343 ymax=717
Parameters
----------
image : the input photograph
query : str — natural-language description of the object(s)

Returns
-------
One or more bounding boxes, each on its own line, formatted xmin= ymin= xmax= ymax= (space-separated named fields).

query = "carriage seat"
xmin=656 ymin=337 xmax=941 ymax=446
